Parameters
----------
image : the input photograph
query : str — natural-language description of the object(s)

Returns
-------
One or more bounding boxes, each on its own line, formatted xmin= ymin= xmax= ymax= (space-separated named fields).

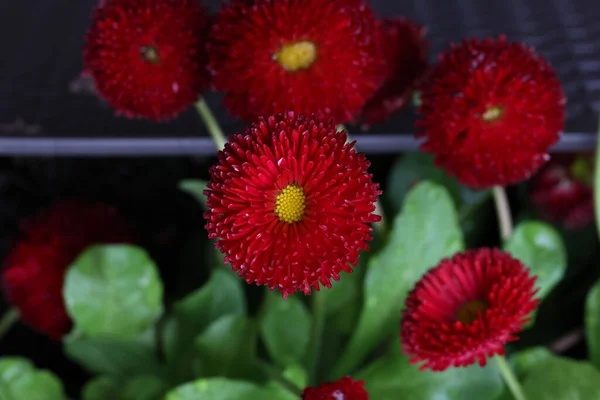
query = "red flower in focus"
xmin=2 ymin=200 xmax=137 ymax=339
xmin=207 ymin=0 xmax=385 ymax=124
xmin=416 ymin=36 xmax=565 ymax=189
xmin=360 ymin=18 xmax=429 ymax=127
xmin=83 ymin=0 xmax=210 ymax=121
xmin=302 ymin=377 xmax=369 ymax=400
xmin=529 ymin=154 xmax=595 ymax=230
xmin=204 ymin=112 xmax=381 ymax=297
xmin=401 ymin=248 xmax=538 ymax=371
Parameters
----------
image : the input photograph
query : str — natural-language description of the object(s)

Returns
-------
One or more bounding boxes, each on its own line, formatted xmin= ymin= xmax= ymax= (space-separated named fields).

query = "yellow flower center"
xmin=570 ymin=156 xmax=594 ymax=185
xmin=140 ymin=45 xmax=161 ymax=64
xmin=275 ymin=184 xmax=306 ymax=223
xmin=482 ymin=105 xmax=504 ymax=122
xmin=275 ymin=41 xmax=317 ymax=72
xmin=455 ymin=299 xmax=488 ymax=324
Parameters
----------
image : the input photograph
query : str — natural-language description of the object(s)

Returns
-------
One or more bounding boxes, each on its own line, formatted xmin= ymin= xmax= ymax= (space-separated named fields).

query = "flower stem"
xmin=594 ymin=115 xmax=600 ymax=241
xmin=306 ymin=291 xmax=326 ymax=386
xmin=0 ymin=307 xmax=19 ymax=340
xmin=195 ymin=97 xmax=227 ymax=150
xmin=340 ymin=125 xmax=387 ymax=237
xmin=495 ymin=355 xmax=528 ymax=400
xmin=492 ymin=186 xmax=513 ymax=242
xmin=259 ymin=360 xmax=303 ymax=396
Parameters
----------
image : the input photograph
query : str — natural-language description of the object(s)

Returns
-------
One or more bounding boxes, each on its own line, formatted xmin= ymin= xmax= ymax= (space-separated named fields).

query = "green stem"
xmin=195 ymin=97 xmax=227 ymax=150
xmin=340 ymin=125 xmax=387 ymax=237
xmin=495 ymin=355 xmax=527 ymax=400
xmin=260 ymin=360 xmax=303 ymax=397
xmin=0 ymin=308 xmax=19 ymax=340
xmin=594 ymin=116 xmax=600 ymax=241
xmin=306 ymin=292 xmax=326 ymax=385
xmin=492 ymin=186 xmax=513 ymax=242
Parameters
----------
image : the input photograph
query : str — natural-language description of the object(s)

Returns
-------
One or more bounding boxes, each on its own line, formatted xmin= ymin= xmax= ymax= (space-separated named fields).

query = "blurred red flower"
xmin=302 ymin=376 xmax=369 ymax=400
xmin=2 ymin=200 xmax=137 ymax=339
xmin=416 ymin=36 xmax=565 ymax=189
xmin=83 ymin=0 xmax=210 ymax=121
xmin=207 ymin=0 xmax=386 ymax=124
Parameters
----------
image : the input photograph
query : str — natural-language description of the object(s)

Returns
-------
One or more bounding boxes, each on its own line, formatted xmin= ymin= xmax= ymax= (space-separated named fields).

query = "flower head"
xmin=208 ymin=0 xmax=385 ymax=124
xmin=83 ymin=0 xmax=209 ymax=121
xmin=529 ymin=154 xmax=595 ymax=230
xmin=360 ymin=18 xmax=429 ymax=127
xmin=400 ymin=248 xmax=538 ymax=371
xmin=2 ymin=200 xmax=137 ymax=339
xmin=302 ymin=377 xmax=369 ymax=400
xmin=204 ymin=112 xmax=381 ymax=297
xmin=416 ymin=36 xmax=565 ymax=189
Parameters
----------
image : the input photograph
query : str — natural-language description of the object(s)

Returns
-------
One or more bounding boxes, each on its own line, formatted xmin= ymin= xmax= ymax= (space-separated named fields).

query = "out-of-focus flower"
xmin=302 ymin=376 xmax=369 ymax=400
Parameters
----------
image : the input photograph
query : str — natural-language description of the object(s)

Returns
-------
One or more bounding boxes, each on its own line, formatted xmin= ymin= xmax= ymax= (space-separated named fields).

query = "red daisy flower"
xmin=1 ymin=200 xmax=137 ymax=340
xmin=302 ymin=377 xmax=369 ymax=400
xmin=400 ymin=248 xmax=538 ymax=371
xmin=416 ymin=36 xmax=565 ymax=189
xmin=529 ymin=154 xmax=594 ymax=230
xmin=83 ymin=0 xmax=209 ymax=121
xmin=207 ymin=0 xmax=385 ymax=124
xmin=204 ymin=112 xmax=381 ymax=297
xmin=359 ymin=18 xmax=429 ymax=128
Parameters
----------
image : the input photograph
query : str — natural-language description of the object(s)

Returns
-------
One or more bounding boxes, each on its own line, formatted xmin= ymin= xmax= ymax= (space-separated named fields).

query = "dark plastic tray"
xmin=0 ymin=0 xmax=598 ymax=155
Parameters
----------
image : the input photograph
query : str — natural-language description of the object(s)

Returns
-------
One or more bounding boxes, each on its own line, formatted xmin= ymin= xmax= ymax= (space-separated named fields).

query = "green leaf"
xmin=355 ymin=342 xmax=503 ymax=400
xmin=510 ymin=346 xmax=552 ymax=379
xmin=121 ymin=376 xmax=168 ymax=400
xmin=63 ymin=245 xmax=163 ymax=338
xmin=586 ymin=280 xmax=600 ymax=368
xmin=0 ymin=358 xmax=67 ymax=400
xmin=282 ymin=364 xmax=308 ymax=389
xmin=259 ymin=292 xmax=312 ymax=368
xmin=332 ymin=181 xmax=464 ymax=378
xmin=386 ymin=153 xmax=462 ymax=216
xmin=82 ymin=376 xmax=167 ymax=400
xmin=178 ymin=179 xmax=208 ymax=210
xmin=164 ymin=269 xmax=246 ymax=383
xmin=165 ymin=378 xmax=292 ymax=400
xmin=503 ymin=221 xmax=567 ymax=325
xmin=63 ymin=334 xmax=163 ymax=378
xmin=521 ymin=355 xmax=600 ymax=399
xmin=82 ymin=377 xmax=119 ymax=400
xmin=194 ymin=315 xmax=258 ymax=379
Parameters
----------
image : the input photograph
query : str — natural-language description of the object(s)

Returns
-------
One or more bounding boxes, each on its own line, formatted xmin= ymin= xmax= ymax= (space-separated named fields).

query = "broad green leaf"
xmin=165 ymin=378 xmax=292 ymax=400
xmin=504 ymin=221 xmax=567 ymax=301
xmin=586 ymin=280 xmax=600 ymax=367
xmin=82 ymin=376 xmax=167 ymax=400
xmin=82 ymin=377 xmax=119 ymax=400
xmin=121 ymin=376 xmax=168 ymax=400
xmin=355 ymin=342 xmax=503 ymax=400
xmin=259 ymin=291 xmax=311 ymax=368
xmin=510 ymin=346 xmax=552 ymax=379
xmin=164 ymin=269 xmax=246 ymax=383
xmin=386 ymin=153 xmax=462 ymax=216
xmin=178 ymin=179 xmax=208 ymax=210
xmin=283 ymin=364 xmax=308 ymax=389
xmin=0 ymin=358 xmax=67 ymax=400
xmin=63 ymin=245 xmax=163 ymax=338
xmin=63 ymin=334 xmax=162 ymax=378
xmin=322 ymin=267 xmax=360 ymax=317
xmin=521 ymin=356 xmax=600 ymax=399
xmin=194 ymin=315 xmax=258 ymax=379
xmin=332 ymin=181 xmax=464 ymax=378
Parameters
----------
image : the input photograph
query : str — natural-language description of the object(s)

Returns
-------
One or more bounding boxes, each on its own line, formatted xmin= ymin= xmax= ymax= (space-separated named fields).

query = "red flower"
xmin=400 ymin=248 xmax=538 ymax=371
xmin=302 ymin=377 xmax=369 ymax=400
xmin=416 ymin=36 xmax=565 ymax=189
xmin=359 ymin=18 xmax=429 ymax=127
xmin=207 ymin=0 xmax=385 ymax=124
xmin=83 ymin=0 xmax=209 ymax=121
xmin=529 ymin=154 xmax=595 ymax=230
xmin=204 ymin=112 xmax=381 ymax=297
xmin=1 ymin=200 xmax=137 ymax=339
